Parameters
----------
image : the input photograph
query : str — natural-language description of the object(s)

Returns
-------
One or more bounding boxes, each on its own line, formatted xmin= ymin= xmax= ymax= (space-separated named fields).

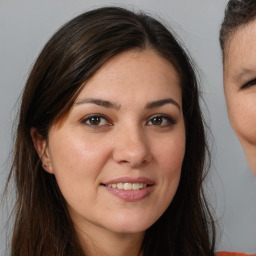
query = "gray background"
xmin=1 ymin=0 xmax=256 ymax=254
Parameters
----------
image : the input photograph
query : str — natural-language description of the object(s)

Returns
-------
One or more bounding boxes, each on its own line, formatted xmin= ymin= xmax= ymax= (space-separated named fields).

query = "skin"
xmin=31 ymin=49 xmax=185 ymax=256
xmin=224 ymin=20 xmax=256 ymax=174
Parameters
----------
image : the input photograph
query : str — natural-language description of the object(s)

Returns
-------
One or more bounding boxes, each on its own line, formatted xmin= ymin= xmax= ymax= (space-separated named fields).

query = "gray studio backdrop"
xmin=1 ymin=0 xmax=256 ymax=254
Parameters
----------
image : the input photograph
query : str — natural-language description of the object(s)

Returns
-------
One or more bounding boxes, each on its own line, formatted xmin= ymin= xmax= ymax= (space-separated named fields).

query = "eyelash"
xmin=81 ymin=114 xmax=176 ymax=128
xmin=81 ymin=114 xmax=112 ymax=127
xmin=146 ymin=114 xmax=176 ymax=127
xmin=241 ymin=78 xmax=256 ymax=89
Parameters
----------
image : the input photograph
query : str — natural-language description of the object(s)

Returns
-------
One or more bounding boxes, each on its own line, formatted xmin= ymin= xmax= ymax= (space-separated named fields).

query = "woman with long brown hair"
xmin=6 ymin=6 xmax=215 ymax=256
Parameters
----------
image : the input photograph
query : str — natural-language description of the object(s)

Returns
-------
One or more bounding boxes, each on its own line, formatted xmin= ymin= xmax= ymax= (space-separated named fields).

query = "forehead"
xmin=224 ymin=19 xmax=256 ymax=82
xmin=78 ymin=49 xmax=181 ymax=97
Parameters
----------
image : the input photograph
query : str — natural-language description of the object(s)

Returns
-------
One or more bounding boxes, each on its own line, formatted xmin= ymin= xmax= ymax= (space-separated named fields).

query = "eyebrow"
xmin=75 ymin=98 xmax=121 ymax=110
xmin=145 ymin=98 xmax=180 ymax=110
xmin=231 ymin=68 xmax=256 ymax=84
xmin=75 ymin=97 xmax=180 ymax=110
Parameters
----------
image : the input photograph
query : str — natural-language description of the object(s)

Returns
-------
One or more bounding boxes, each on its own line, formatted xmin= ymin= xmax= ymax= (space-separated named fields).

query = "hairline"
xmin=222 ymin=17 xmax=256 ymax=63
xmin=220 ymin=9 xmax=256 ymax=63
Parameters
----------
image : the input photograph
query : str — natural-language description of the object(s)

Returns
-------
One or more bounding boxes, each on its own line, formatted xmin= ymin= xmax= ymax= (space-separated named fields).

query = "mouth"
xmin=100 ymin=177 xmax=155 ymax=201
xmin=101 ymin=182 xmax=152 ymax=191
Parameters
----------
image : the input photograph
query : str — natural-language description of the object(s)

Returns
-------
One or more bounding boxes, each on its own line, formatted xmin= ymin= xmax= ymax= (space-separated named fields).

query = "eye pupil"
xmin=152 ymin=117 xmax=162 ymax=125
xmin=89 ymin=117 xmax=101 ymax=125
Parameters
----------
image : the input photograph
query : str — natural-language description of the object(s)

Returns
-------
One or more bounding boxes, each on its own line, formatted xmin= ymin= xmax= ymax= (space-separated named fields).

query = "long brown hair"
xmin=6 ymin=6 xmax=215 ymax=255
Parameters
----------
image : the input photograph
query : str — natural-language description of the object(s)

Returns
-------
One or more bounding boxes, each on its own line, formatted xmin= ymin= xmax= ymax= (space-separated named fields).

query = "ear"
xmin=30 ymin=127 xmax=54 ymax=174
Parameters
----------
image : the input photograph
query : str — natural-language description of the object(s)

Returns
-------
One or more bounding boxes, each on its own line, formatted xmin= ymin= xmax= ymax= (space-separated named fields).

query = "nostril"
xmin=111 ymin=135 xmax=152 ymax=167
xmin=119 ymin=159 xmax=129 ymax=164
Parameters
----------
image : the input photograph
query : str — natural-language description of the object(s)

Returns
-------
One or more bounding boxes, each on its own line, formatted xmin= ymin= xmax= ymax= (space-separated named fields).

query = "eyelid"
xmin=80 ymin=114 xmax=112 ymax=127
xmin=241 ymin=78 xmax=256 ymax=89
xmin=80 ymin=113 xmax=176 ymax=128
xmin=147 ymin=114 xmax=176 ymax=125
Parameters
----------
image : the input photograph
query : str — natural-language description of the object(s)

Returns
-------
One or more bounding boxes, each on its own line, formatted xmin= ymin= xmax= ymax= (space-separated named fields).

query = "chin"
xmin=108 ymin=216 xmax=156 ymax=234
xmin=246 ymin=155 xmax=256 ymax=175
xmin=241 ymin=140 xmax=256 ymax=175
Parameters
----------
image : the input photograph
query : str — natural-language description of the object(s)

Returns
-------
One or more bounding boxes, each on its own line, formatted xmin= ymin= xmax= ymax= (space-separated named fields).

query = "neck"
xmin=75 ymin=221 xmax=144 ymax=256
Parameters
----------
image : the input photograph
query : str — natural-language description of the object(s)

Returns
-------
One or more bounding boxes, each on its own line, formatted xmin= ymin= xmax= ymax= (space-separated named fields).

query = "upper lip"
xmin=102 ymin=177 xmax=155 ymax=185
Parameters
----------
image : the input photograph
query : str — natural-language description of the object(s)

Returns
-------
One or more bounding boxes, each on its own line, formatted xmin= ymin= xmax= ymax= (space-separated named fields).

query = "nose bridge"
xmin=112 ymin=121 xmax=151 ymax=167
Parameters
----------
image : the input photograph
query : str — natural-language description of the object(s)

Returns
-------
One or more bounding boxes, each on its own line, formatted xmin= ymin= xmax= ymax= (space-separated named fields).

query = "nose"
xmin=112 ymin=125 xmax=152 ymax=168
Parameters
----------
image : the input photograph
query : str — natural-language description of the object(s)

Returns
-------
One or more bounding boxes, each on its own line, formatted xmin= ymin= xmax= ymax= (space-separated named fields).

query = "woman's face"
xmin=223 ymin=20 xmax=256 ymax=174
xmin=38 ymin=49 xmax=185 ymax=238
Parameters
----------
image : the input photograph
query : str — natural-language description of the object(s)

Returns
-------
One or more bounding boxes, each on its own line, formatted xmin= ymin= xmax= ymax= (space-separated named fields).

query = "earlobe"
xmin=30 ymin=127 xmax=54 ymax=174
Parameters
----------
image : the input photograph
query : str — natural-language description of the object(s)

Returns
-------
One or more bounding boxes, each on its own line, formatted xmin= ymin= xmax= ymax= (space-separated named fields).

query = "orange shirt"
xmin=217 ymin=252 xmax=255 ymax=256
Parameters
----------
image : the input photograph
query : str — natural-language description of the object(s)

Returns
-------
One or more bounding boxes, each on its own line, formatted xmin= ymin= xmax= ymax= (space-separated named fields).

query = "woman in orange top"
xmin=218 ymin=0 xmax=256 ymax=255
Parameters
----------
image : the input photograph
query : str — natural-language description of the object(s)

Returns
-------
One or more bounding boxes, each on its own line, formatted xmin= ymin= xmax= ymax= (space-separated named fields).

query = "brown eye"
xmin=151 ymin=117 xmax=163 ymax=125
xmin=88 ymin=116 xmax=101 ymax=125
xmin=81 ymin=115 xmax=111 ymax=127
xmin=147 ymin=115 xmax=176 ymax=127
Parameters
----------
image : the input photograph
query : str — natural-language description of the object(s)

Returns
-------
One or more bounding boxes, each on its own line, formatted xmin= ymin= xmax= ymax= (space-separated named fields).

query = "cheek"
xmin=153 ymin=127 xmax=185 ymax=179
xmin=227 ymin=96 xmax=256 ymax=145
xmin=50 ymin=138 xmax=105 ymax=173
xmin=50 ymin=128 xmax=112 ymax=168
xmin=159 ymin=141 xmax=185 ymax=170
xmin=152 ymin=132 xmax=185 ymax=212
xmin=48 ymin=134 xmax=111 ymax=200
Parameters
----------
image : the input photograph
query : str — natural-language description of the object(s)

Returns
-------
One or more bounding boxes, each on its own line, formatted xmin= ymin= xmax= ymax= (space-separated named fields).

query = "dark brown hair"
xmin=220 ymin=0 xmax=256 ymax=57
xmin=7 ymin=6 xmax=215 ymax=256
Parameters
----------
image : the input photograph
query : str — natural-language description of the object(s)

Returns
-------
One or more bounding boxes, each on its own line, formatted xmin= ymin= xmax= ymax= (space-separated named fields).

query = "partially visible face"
xmin=40 ymin=49 xmax=185 ymax=240
xmin=224 ymin=19 xmax=256 ymax=174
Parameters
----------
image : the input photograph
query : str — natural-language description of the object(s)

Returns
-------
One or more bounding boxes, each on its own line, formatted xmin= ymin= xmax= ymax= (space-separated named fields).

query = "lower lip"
xmin=104 ymin=185 xmax=154 ymax=202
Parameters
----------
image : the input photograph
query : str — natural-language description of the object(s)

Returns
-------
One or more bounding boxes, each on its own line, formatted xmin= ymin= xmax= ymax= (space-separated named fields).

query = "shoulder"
xmin=216 ymin=252 xmax=255 ymax=256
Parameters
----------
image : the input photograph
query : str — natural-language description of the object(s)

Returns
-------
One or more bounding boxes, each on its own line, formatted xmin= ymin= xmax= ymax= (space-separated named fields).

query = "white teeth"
xmin=117 ymin=183 xmax=124 ymax=189
xmin=106 ymin=182 xmax=148 ymax=190
xmin=124 ymin=183 xmax=132 ymax=190
xmin=132 ymin=183 xmax=140 ymax=190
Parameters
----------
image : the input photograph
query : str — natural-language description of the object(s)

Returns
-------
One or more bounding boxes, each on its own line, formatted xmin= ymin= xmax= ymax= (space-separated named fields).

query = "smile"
xmin=101 ymin=177 xmax=155 ymax=201
xmin=106 ymin=183 xmax=148 ymax=190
